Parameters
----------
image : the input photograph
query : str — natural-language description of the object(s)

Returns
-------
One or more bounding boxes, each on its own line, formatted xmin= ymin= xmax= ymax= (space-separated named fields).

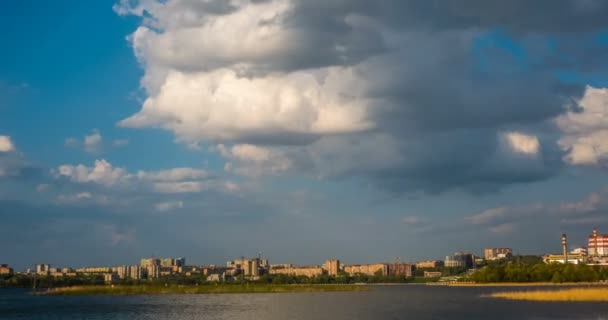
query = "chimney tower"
xmin=562 ymin=234 xmax=568 ymax=264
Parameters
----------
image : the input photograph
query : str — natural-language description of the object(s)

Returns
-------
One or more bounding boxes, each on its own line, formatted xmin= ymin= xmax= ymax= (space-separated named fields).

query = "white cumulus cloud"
xmin=557 ymin=86 xmax=608 ymax=166
xmin=84 ymin=130 xmax=103 ymax=154
xmin=53 ymin=159 xmax=228 ymax=194
xmin=0 ymin=135 xmax=15 ymax=152
xmin=56 ymin=159 xmax=130 ymax=186
xmin=503 ymin=132 xmax=540 ymax=156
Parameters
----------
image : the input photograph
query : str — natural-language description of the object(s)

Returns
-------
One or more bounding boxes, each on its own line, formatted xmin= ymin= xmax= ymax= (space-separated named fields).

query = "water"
xmin=2 ymin=285 xmax=608 ymax=319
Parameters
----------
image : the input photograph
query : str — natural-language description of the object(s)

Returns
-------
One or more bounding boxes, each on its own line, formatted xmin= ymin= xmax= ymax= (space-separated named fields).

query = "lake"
xmin=2 ymin=285 xmax=608 ymax=319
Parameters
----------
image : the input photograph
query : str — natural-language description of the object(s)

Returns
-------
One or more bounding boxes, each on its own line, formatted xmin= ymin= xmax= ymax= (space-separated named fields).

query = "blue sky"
xmin=2 ymin=0 xmax=608 ymax=270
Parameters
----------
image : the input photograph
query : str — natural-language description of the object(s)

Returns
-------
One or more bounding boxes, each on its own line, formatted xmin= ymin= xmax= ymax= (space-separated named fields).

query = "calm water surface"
xmin=2 ymin=285 xmax=608 ymax=320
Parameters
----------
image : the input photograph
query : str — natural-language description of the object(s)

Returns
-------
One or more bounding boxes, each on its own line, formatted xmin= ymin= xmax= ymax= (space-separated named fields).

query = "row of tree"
xmin=0 ymin=274 xmax=104 ymax=288
xmin=470 ymin=263 xmax=608 ymax=283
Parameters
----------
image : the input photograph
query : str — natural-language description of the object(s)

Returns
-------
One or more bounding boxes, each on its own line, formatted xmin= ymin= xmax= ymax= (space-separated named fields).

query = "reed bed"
xmin=487 ymin=288 xmax=608 ymax=302
xmin=444 ymin=282 xmax=608 ymax=287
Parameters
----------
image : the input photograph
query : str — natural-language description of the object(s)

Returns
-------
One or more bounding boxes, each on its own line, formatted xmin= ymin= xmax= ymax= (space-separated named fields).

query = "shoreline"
xmin=37 ymin=284 xmax=369 ymax=296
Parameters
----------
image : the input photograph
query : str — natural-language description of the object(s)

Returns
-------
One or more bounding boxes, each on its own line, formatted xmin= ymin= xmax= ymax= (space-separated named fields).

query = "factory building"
xmin=588 ymin=229 xmax=608 ymax=257
xmin=543 ymin=254 xmax=585 ymax=264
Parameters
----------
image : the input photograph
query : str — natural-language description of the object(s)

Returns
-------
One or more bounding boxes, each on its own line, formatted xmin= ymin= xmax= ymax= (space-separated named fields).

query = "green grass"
xmin=38 ymin=284 xmax=368 ymax=295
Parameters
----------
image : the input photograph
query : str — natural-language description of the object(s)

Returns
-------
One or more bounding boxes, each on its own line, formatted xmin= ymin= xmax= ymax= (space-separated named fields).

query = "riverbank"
xmin=486 ymin=287 xmax=608 ymax=302
xmin=38 ymin=284 xmax=368 ymax=295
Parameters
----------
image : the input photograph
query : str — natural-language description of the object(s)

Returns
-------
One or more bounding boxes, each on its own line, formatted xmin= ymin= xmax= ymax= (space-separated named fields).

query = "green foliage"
xmin=470 ymin=263 xmax=606 ymax=283
xmin=0 ymin=274 xmax=104 ymax=288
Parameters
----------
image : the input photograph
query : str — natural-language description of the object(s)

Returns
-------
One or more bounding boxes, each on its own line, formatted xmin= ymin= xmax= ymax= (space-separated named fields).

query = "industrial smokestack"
xmin=562 ymin=234 xmax=568 ymax=264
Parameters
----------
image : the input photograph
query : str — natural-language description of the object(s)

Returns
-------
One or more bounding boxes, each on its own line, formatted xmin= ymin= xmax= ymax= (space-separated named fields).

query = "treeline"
xmin=255 ymin=272 xmax=413 ymax=284
xmin=471 ymin=263 xmax=608 ymax=283
xmin=0 ymin=274 xmax=104 ymax=288
xmin=1 ymin=272 xmax=426 ymax=288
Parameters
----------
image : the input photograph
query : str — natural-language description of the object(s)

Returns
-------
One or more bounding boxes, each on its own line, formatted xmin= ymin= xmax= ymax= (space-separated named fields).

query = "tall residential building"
xmin=484 ymin=248 xmax=513 ymax=260
xmin=161 ymin=258 xmax=175 ymax=267
xmin=269 ymin=266 xmax=324 ymax=277
xmin=36 ymin=264 xmax=50 ymax=275
xmin=140 ymin=258 xmax=160 ymax=268
xmin=344 ymin=264 xmax=388 ymax=276
xmin=445 ymin=253 xmax=474 ymax=268
xmin=260 ymin=259 xmax=269 ymax=269
xmin=174 ymin=258 xmax=186 ymax=267
xmin=324 ymin=259 xmax=340 ymax=276
xmin=114 ymin=265 xmax=141 ymax=280
xmin=116 ymin=266 xmax=129 ymax=279
xmin=146 ymin=264 xmax=160 ymax=279
xmin=588 ymin=229 xmax=608 ymax=256
xmin=387 ymin=263 xmax=414 ymax=277
xmin=129 ymin=265 xmax=142 ymax=280
xmin=228 ymin=258 xmax=262 ymax=277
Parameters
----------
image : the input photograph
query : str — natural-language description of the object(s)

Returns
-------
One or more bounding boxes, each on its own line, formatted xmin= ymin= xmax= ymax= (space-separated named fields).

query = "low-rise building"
xmin=207 ymin=273 xmax=225 ymax=282
xmin=484 ymin=248 xmax=513 ymax=260
xmin=423 ymin=271 xmax=442 ymax=278
xmin=344 ymin=264 xmax=388 ymax=276
xmin=104 ymin=273 xmax=119 ymax=284
xmin=415 ymin=260 xmax=444 ymax=269
xmin=543 ymin=253 xmax=585 ymax=264
xmin=76 ymin=267 xmax=112 ymax=274
xmin=0 ymin=264 xmax=13 ymax=275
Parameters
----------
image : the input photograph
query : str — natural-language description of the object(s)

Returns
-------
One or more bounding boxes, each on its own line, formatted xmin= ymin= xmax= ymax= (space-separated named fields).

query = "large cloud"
xmin=466 ymin=187 xmax=608 ymax=239
xmin=115 ymin=0 xmax=608 ymax=192
xmin=557 ymin=86 xmax=608 ymax=166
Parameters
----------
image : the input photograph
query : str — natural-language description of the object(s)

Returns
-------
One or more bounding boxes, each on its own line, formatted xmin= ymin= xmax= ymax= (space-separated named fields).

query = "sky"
xmin=2 ymin=0 xmax=608 ymax=270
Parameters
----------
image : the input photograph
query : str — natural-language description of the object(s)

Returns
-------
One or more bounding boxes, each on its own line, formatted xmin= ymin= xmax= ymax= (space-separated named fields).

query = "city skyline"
xmin=3 ymin=1 xmax=608 ymax=271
